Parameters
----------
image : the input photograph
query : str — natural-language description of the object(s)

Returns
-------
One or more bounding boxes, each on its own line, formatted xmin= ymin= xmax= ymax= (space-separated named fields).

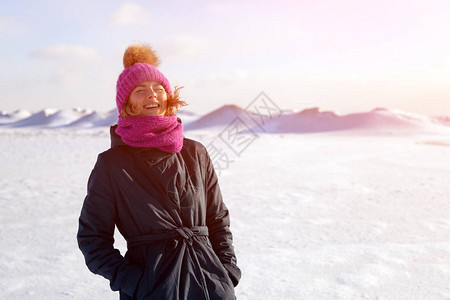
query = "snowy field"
xmin=1 ymin=107 xmax=450 ymax=299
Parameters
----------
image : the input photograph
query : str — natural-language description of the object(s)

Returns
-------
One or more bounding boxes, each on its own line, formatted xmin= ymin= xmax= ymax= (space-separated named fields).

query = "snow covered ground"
xmin=1 ymin=107 xmax=450 ymax=299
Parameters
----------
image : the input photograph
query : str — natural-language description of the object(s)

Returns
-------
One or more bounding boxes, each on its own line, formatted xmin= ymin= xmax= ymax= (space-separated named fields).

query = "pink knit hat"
xmin=116 ymin=44 xmax=172 ymax=114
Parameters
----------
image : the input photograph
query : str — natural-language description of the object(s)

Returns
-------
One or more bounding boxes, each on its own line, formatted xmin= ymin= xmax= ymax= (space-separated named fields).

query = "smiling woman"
xmin=77 ymin=43 xmax=240 ymax=300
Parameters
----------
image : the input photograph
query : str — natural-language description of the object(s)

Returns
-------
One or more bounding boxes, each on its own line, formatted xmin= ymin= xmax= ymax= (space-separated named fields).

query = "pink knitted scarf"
xmin=115 ymin=115 xmax=183 ymax=153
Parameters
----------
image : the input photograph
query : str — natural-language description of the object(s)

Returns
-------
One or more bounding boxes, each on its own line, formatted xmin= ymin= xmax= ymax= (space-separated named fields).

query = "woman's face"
xmin=128 ymin=81 xmax=168 ymax=116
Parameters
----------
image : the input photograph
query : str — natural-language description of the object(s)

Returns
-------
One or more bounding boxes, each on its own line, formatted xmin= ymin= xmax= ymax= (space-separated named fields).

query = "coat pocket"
xmin=198 ymin=238 xmax=234 ymax=285
xmin=196 ymin=240 xmax=236 ymax=299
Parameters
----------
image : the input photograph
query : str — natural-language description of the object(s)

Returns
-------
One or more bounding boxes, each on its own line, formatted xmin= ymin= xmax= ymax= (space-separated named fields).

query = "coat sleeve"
xmin=77 ymin=154 xmax=144 ymax=297
xmin=203 ymin=149 xmax=242 ymax=287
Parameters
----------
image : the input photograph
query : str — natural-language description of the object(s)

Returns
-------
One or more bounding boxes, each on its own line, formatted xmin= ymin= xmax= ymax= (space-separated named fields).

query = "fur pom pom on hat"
xmin=116 ymin=44 xmax=172 ymax=114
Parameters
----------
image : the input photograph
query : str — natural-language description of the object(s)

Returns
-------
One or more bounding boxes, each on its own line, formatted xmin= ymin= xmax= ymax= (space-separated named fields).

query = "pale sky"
xmin=1 ymin=0 xmax=449 ymax=116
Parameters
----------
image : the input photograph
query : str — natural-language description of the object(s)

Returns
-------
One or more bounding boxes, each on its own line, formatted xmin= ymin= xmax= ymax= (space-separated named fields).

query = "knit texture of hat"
xmin=116 ymin=44 xmax=172 ymax=114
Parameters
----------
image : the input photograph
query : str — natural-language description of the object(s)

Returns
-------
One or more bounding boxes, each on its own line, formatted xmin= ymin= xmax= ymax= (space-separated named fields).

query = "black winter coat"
xmin=77 ymin=126 xmax=241 ymax=300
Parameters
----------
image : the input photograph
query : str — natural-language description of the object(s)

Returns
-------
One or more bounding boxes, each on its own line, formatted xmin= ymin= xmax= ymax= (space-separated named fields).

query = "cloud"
xmin=0 ymin=16 xmax=14 ymax=30
xmin=110 ymin=3 xmax=150 ymax=26
xmin=157 ymin=35 xmax=213 ymax=62
xmin=208 ymin=69 xmax=249 ymax=85
xmin=0 ymin=15 xmax=28 ymax=35
xmin=205 ymin=2 xmax=255 ymax=15
xmin=29 ymin=45 xmax=100 ymax=63
xmin=48 ymin=69 xmax=83 ymax=85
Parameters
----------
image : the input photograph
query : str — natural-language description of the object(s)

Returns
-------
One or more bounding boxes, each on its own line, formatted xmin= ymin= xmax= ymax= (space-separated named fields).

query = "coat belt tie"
xmin=127 ymin=226 xmax=209 ymax=247
xmin=127 ymin=226 xmax=212 ymax=299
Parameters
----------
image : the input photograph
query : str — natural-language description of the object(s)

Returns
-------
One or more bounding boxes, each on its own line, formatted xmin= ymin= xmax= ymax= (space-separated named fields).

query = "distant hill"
xmin=0 ymin=105 xmax=449 ymax=134
xmin=256 ymin=107 xmax=450 ymax=134
xmin=0 ymin=108 xmax=200 ymax=129
xmin=184 ymin=104 xmax=260 ymax=131
xmin=65 ymin=110 xmax=117 ymax=128
xmin=0 ymin=109 xmax=32 ymax=125
xmin=10 ymin=109 xmax=91 ymax=128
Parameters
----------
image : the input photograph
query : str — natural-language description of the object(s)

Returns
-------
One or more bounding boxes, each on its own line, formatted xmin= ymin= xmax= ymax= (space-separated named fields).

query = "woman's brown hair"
xmin=120 ymin=86 xmax=187 ymax=117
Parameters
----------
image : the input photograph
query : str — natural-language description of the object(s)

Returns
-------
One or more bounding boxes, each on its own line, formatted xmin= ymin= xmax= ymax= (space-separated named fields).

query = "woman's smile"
xmin=143 ymin=103 xmax=160 ymax=110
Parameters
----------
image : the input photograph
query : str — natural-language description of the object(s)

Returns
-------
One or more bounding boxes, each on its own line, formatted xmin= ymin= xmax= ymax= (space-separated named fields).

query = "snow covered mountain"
xmin=0 ymin=108 xmax=200 ymax=129
xmin=9 ymin=108 xmax=92 ymax=128
xmin=184 ymin=104 xmax=257 ymax=131
xmin=0 ymin=109 xmax=32 ymax=125
xmin=0 ymin=105 xmax=449 ymax=134
xmin=258 ymin=107 xmax=450 ymax=134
